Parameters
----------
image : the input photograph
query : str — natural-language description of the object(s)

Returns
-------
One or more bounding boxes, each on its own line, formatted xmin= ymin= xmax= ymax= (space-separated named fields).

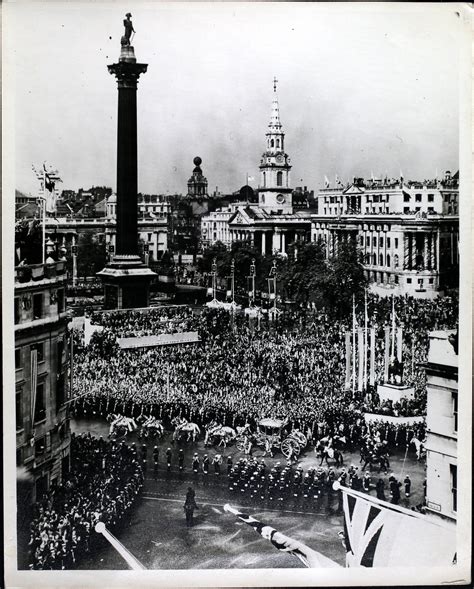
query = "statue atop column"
xmin=121 ymin=12 xmax=135 ymax=46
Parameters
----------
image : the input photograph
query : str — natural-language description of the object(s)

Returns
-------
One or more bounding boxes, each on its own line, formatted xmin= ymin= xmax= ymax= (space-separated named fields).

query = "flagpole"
xmin=95 ymin=522 xmax=146 ymax=570
xmin=364 ymin=291 xmax=368 ymax=391
xmin=390 ymin=295 xmax=396 ymax=359
xmin=352 ymin=295 xmax=356 ymax=395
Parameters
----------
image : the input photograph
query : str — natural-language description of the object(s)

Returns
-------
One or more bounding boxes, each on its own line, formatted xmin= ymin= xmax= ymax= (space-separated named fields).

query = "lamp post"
xmin=249 ymin=258 xmax=256 ymax=307
xmin=231 ymin=258 xmax=235 ymax=304
xmin=212 ymin=257 xmax=217 ymax=300
xmin=270 ymin=259 xmax=278 ymax=316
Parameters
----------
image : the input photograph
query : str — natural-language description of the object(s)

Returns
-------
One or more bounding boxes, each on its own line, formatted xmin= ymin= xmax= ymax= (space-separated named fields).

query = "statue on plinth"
xmin=121 ymin=12 xmax=135 ymax=46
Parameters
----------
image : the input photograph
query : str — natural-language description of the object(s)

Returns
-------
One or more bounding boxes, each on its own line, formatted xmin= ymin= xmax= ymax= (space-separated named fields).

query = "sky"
xmin=6 ymin=2 xmax=464 ymax=197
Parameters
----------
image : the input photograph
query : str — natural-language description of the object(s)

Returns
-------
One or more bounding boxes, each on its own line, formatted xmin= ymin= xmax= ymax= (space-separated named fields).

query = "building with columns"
xmin=311 ymin=172 xmax=459 ymax=298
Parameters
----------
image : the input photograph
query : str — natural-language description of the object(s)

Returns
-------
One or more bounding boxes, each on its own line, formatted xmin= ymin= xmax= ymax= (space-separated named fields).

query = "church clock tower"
xmin=258 ymin=78 xmax=292 ymax=213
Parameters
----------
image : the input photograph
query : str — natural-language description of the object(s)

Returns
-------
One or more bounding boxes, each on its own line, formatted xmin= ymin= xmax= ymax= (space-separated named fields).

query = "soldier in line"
xmin=178 ymin=449 xmax=184 ymax=471
xmin=166 ymin=448 xmax=172 ymax=471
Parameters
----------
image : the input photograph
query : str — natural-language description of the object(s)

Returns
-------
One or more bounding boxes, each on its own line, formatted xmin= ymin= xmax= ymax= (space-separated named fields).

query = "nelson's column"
xmin=98 ymin=13 xmax=155 ymax=309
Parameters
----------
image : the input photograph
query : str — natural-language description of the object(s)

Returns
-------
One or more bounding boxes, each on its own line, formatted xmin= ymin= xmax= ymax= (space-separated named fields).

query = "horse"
xmin=315 ymin=437 xmax=344 ymax=467
xmin=172 ymin=417 xmax=201 ymax=442
xmin=204 ymin=422 xmax=236 ymax=448
xmin=409 ymin=436 xmax=426 ymax=461
xmin=137 ymin=415 xmax=164 ymax=440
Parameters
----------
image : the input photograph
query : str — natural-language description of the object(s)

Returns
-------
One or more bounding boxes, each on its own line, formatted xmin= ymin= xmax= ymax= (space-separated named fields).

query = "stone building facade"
xmin=15 ymin=261 xmax=71 ymax=502
xmin=424 ymin=330 xmax=458 ymax=522
xmin=311 ymin=172 xmax=459 ymax=298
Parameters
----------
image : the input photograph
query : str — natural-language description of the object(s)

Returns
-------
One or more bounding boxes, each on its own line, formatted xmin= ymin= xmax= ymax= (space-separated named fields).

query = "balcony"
xmin=15 ymin=261 xmax=66 ymax=286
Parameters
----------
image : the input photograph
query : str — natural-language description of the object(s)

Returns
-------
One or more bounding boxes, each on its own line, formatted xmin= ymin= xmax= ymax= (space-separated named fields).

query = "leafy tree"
xmin=323 ymin=239 xmax=367 ymax=318
xmin=77 ymin=231 xmax=106 ymax=277
xmin=15 ymin=219 xmax=42 ymax=264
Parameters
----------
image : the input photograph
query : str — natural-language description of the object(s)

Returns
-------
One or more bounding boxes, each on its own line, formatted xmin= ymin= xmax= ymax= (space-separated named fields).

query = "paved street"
xmin=72 ymin=416 xmax=426 ymax=570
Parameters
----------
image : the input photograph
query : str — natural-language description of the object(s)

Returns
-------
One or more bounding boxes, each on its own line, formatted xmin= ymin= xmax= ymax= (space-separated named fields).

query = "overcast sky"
xmin=7 ymin=2 xmax=463 ymax=197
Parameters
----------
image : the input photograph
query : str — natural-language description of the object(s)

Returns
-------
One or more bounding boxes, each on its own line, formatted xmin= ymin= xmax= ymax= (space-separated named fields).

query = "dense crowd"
xmin=28 ymin=434 xmax=143 ymax=570
xmin=72 ymin=295 xmax=456 ymax=445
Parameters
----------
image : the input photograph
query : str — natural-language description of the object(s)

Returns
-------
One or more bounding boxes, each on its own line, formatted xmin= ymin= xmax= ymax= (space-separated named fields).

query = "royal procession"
xmin=5 ymin=3 xmax=471 ymax=587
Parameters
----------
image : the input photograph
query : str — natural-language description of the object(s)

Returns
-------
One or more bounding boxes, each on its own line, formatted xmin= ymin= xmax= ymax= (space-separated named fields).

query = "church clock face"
xmin=276 ymin=194 xmax=285 ymax=204
xmin=276 ymin=154 xmax=284 ymax=163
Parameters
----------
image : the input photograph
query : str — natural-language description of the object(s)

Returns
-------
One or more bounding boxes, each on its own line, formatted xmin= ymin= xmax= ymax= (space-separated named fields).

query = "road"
xmin=70 ymin=416 xmax=426 ymax=570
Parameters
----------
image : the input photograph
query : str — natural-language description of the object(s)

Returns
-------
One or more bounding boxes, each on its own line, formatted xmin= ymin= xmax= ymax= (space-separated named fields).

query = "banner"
xmin=357 ymin=328 xmax=364 ymax=392
xmin=268 ymin=278 xmax=276 ymax=301
xmin=384 ymin=327 xmax=390 ymax=382
xmin=369 ymin=327 xmax=376 ymax=386
xmin=336 ymin=483 xmax=456 ymax=568
xmin=30 ymin=348 xmax=38 ymax=425
xmin=345 ymin=331 xmax=351 ymax=390
xmin=223 ymin=504 xmax=341 ymax=568
xmin=396 ymin=327 xmax=403 ymax=363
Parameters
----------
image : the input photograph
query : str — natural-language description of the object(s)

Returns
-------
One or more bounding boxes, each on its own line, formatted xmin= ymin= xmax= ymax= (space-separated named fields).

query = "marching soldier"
xmin=192 ymin=453 xmax=200 ymax=473
xmin=178 ymin=449 xmax=184 ymax=471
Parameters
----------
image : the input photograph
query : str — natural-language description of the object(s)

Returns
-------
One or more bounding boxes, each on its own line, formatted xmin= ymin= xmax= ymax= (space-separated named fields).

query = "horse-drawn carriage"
xmin=235 ymin=418 xmax=308 ymax=459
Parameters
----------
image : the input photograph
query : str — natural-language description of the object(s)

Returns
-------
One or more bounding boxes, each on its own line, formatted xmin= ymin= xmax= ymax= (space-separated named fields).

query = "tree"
xmin=323 ymin=239 xmax=367 ymax=318
xmin=77 ymin=231 xmax=106 ymax=277
xmin=15 ymin=219 xmax=42 ymax=265
xmin=277 ymin=242 xmax=327 ymax=306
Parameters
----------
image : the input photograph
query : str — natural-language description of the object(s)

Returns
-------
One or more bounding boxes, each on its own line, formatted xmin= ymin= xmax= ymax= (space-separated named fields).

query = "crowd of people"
xmin=27 ymin=434 xmax=143 ymax=570
xmin=72 ymin=295 xmax=456 ymax=447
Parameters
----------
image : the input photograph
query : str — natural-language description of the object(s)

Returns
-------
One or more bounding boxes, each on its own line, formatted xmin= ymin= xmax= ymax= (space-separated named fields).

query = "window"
xmin=404 ymin=194 xmax=410 ymax=202
xmin=33 ymin=293 xmax=43 ymax=320
xmin=34 ymin=382 xmax=46 ymax=423
xmin=15 ymin=298 xmax=20 ymax=324
xmin=35 ymin=436 xmax=46 ymax=457
xmin=415 ymin=207 xmax=421 ymax=213
xmin=148 ymin=233 xmax=152 ymax=241
xmin=15 ymin=348 xmax=22 ymax=369
xmin=379 ymin=253 xmax=384 ymax=266
xmin=56 ymin=373 xmax=65 ymax=412
xmin=418 ymin=278 xmax=424 ymax=286
xmin=427 ymin=207 xmax=435 ymax=214
xmin=404 ymin=207 xmax=410 ymax=214
xmin=387 ymin=237 xmax=391 ymax=248
xmin=57 ymin=338 xmax=64 ymax=367
xmin=394 ymin=254 xmax=399 ymax=268
xmin=429 ymin=278 xmax=434 ymax=284
xmin=450 ymin=464 xmax=457 ymax=512
xmin=31 ymin=342 xmax=45 ymax=362
xmin=372 ymin=236 xmax=377 ymax=247
xmin=452 ymin=393 xmax=458 ymax=433
xmin=373 ymin=195 xmax=380 ymax=203
xmin=394 ymin=275 xmax=399 ymax=284
xmin=407 ymin=277 xmax=412 ymax=284
xmin=387 ymin=254 xmax=391 ymax=267
xmin=428 ymin=194 xmax=434 ymax=202
xmin=395 ymin=238 xmax=399 ymax=248
xmin=360 ymin=235 xmax=364 ymax=246
xmin=372 ymin=253 xmax=377 ymax=265
xmin=270 ymin=139 xmax=274 ymax=148
xmin=276 ymin=138 xmax=280 ymax=148
xmin=379 ymin=236 xmax=383 ymax=247
xmin=415 ymin=193 xmax=422 ymax=202
xmin=57 ymin=289 xmax=65 ymax=313
xmin=16 ymin=390 xmax=23 ymax=431
xmin=277 ymin=171 xmax=283 ymax=187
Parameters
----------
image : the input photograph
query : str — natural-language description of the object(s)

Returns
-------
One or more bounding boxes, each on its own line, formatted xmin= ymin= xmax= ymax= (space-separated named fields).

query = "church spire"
xmin=269 ymin=76 xmax=282 ymax=130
